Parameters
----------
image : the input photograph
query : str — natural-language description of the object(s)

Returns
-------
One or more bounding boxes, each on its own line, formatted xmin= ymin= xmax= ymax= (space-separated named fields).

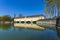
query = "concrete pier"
xmin=56 ymin=17 xmax=60 ymax=27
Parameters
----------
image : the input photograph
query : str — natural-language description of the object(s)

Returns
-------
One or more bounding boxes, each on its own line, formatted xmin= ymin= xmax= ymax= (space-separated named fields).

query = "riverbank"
xmin=0 ymin=21 xmax=13 ymax=24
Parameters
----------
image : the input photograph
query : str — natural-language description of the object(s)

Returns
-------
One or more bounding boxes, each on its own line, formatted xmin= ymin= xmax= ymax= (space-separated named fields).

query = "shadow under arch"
xmin=14 ymin=21 xmax=19 ymax=23
xmin=33 ymin=21 xmax=36 ymax=24
xmin=26 ymin=21 xmax=31 ymax=23
xmin=21 ymin=21 xmax=25 ymax=23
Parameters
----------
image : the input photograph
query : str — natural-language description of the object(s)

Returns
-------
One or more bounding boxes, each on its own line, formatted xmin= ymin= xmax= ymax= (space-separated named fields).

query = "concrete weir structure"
xmin=14 ymin=15 xmax=45 ymax=23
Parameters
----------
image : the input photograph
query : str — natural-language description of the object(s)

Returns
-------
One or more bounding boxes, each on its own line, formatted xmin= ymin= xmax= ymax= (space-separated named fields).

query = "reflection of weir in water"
xmin=14 ymin=23 xmax=45 ymax=30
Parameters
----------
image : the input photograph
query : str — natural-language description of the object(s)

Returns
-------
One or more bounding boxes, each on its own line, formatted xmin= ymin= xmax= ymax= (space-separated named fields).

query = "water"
xmin=0 ymin=23 xmax=60 ymax=40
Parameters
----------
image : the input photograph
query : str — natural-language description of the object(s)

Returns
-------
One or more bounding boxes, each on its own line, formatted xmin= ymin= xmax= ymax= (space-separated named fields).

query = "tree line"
xmin=0 ymin=15 xmax=13 ymax=23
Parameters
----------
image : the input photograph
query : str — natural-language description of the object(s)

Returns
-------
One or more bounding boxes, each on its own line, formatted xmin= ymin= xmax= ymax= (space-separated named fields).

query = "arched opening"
xmin=21 ymin=21 xmax=24 ymax=23
xmin=26 ymin=21 xmax=31 ymax=23
xmin=33 ymin=21 xmax=36 ymax=24
xmin=16 ymin=21 xmax=19 ymax=23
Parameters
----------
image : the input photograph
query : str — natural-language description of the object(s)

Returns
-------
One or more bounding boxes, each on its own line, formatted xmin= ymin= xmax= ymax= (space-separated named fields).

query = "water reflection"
xmin=14 ymin=23 xmax=45 ymax=30
xmin=0 ymin=24 xmax=60 ymax=40
xmin=0 ymin=24 xmax=12 ymax=30
xmin=56 ymin=27 xmax=60 ymax=38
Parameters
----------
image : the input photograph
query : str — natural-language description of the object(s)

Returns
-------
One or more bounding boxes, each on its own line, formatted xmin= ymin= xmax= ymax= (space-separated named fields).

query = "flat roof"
xmin=14 ymin=14 xmax=45 ymax=19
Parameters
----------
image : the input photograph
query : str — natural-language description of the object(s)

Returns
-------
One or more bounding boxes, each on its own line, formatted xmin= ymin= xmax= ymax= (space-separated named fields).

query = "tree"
xmin=14 ymin=13 xmax=16 ymax=18
xmin=44 ymin=0 xmax=60 ymax=18
xmin=19 ymin=13 xmax=23 ymax=17
xmin=0 ymin=17 xmax=2 ymax=21
xmin=1 ymin=15 xmax=12 ymax=22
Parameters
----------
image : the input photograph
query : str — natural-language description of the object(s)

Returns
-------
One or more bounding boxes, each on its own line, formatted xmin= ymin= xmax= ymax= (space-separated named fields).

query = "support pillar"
xmin=25 ymin=21 xmax=26 ymax=24
xmin=24 ymin=19 xmax=26 ymax=24
xmin=19 ymin=21 xmax=21 ymax=23
xmin=31 ymin=20 xmax=33 ymax=24
xmin=56 ymin=17 xmax=60 ymax=27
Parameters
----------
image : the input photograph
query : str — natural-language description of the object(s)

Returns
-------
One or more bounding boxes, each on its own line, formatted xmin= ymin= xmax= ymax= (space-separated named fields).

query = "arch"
xmin=15 ymin=21 xmax=19 ymax=23
xmin=21 ymin=21 xmax=24 ymax=23
xmin=33 ymin=21 xmax=36 ymax=24
xmin=26 ymin=21 xmax=31 ymax=23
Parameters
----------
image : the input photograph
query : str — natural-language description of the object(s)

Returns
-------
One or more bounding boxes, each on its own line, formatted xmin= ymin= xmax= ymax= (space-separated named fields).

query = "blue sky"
xmin=0 ymin=0 xmax=46 ymax=17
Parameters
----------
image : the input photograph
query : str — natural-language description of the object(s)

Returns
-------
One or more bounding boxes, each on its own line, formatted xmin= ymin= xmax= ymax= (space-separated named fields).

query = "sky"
xmin=0 ymin=0 xmax=46 ymax=17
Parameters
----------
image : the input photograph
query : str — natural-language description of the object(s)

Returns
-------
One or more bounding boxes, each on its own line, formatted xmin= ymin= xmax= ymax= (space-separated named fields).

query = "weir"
xmin=14 ymin=15 xmax=45 ymax=24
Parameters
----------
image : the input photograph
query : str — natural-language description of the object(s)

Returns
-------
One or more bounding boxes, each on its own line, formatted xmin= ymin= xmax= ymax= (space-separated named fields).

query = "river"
xmin=0 ymin=23 xmax=60 ymax=40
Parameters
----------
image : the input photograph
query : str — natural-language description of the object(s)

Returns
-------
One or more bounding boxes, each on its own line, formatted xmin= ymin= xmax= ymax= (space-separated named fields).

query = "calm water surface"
xmin=0 ymin=23 xmax=60 ymax=40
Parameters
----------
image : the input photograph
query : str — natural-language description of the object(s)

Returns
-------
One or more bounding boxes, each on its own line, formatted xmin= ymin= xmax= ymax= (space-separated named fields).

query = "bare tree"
xmin=19 ymin=13 xmax=23 ymax=17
